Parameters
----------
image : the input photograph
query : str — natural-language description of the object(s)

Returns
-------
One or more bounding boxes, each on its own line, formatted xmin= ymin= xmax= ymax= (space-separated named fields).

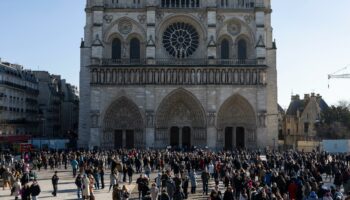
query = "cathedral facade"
xmin=79 ymin=0 xmax=278 ymax=150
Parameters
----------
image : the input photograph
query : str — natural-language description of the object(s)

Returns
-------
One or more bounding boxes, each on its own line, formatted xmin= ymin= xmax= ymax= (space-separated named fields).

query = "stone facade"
xmin=79 ymin=0 xmax=278 ymax=149
xmin=283 ymin=93 xmax=328 ymax=147
xmin=0 ymin=60 xmax=40 ymax=136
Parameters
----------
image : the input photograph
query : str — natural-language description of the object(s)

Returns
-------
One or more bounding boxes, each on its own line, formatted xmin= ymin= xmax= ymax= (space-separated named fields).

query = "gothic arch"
xmin=155 ymin=88 xmax=207 ymax=147
xmin=156 ymin=88 xmax=206 ymax=128
xmin=217 ymin=94 xmax=257 ymax=148
xmin=217 ymin=34 xmax=233 ymax=59
xmin=102 ymin=96 xmax=145 ymax=148
xmin=103 ymin=96 xmax=144 ymax=131
xmin=103 ymin=16 xmax=146 ymax=42
xmin=217 ymin=94 xmax=256 ymax=127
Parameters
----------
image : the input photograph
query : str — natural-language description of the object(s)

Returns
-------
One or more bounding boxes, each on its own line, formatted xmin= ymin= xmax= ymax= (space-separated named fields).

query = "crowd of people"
xmin=1 ymin=149 xmax=350 ymax=200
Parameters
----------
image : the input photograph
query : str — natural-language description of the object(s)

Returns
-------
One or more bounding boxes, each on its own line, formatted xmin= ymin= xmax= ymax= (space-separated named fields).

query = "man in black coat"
xmin=30 ymin=179 xmax=41 ymax=200
xmin=51 ymin=171 xmax=59 ymax=196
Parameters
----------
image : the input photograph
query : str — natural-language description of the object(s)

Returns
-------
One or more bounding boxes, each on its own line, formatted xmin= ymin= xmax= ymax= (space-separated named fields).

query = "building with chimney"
xmin=283 ymin=93 xmax=328 ymax=147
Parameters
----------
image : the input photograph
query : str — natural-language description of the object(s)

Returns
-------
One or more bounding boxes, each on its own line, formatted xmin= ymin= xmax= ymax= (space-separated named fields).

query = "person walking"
xmin=51 ymin=171 xmax=59 ymax=197
xmin=30 ymin=179 xmax=41 ymax=200
xmin=110 ymin=169 xmax=118 ymax=192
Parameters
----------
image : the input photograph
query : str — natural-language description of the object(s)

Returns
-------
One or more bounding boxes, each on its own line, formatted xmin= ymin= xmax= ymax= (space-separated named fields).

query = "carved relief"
xmin=244 ymin=15 xmax=254 ymax=24
xmin=156 ymin=11 xmax=164 ymax=21
xmin=227 ymin=21 xmax=241 ymax=36
xmin=146 ymin=110 xmax=154 ymax=128
xmin=217 ymin=15 xmax=225 ymax=24
xmin=258 ymin=112 xmax=267 ymax=127
xmin=118 ymin=20 xmax=133 ymax=35
xmin=103 ymin=15 xmax=113 ymax=24
xmin=198 ymin=12 xmax=206 ymax=22
xmin=137 ymin=15 xmax=146 ymax=24
xmin=207 ymin=112 xmax=216 ymax=127
xmin=90 ymin=67 xmax=267 ymax=86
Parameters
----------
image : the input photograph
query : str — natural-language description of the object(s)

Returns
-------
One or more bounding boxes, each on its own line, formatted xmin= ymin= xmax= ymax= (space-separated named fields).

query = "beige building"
xmin=283 ymin=93 xmax=328 ymax=147
xmin=79 ymin=0 xmax=278 ymax=149
xmin=0 ymin=60 xmax=39 ymax=137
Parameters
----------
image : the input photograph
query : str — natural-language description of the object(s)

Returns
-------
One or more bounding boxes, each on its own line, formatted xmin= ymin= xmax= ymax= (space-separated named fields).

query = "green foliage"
xmin=316 ymin=102 xmax=350 ymax=139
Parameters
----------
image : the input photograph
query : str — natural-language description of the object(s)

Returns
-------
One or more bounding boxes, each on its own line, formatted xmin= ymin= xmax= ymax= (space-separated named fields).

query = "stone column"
xmin=179 ymin=127 xmax=183 ymax=148
xmin=207 ymin=6 xmax=217 ymax=59
xmin=122 ymin=130 xmax=126 ymax=148
xmin=146 ymin=5 xmax=156 ymax=64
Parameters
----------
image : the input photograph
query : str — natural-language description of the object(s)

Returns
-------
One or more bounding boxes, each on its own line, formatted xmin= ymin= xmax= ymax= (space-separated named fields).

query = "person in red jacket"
xmin=288 ymin=179 xmax=298 ymax=200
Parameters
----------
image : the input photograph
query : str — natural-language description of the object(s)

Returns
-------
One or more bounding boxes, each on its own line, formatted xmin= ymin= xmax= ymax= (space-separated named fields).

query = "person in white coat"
xmin=82 ymin=174 xmax=91 ymax=200
xmin=208 ymin=162 xmax=214 ymax=178
xmin=12 ymin=178 xmax=21 ymax=200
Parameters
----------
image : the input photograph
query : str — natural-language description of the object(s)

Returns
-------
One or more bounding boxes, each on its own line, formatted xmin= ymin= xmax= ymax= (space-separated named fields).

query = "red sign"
xmin=20 ymin=144 xmax=32 ymax=153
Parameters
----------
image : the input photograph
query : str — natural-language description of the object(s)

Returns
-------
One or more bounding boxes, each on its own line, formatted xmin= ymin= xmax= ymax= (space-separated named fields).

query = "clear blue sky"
xmin=0 ymin=0 xmax=349 ymax=108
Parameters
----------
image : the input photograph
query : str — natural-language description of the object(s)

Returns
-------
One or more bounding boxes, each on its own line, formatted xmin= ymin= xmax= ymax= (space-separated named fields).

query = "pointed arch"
xmin=103 ymin=96 xmax=144 ymax=131
xmin=112 ymin=38 xmax=122 ymax=59
xmin=156 ymin=88 xmax=206 ymax=128
xmin=155 ymin=88 xmax=207 ymax=147
xmin=130 ymin=38 xmax=141 ymax=60
xmin=217 ymin=94 xmax=256 ymax=127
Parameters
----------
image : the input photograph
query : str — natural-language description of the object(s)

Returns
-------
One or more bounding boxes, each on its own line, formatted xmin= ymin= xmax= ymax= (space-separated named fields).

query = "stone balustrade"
xmin=90 ymin=65 xmax=267 ymax=86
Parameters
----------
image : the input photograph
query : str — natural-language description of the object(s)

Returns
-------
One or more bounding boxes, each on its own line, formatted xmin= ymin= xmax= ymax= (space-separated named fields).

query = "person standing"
xmin=12 ymin=178 xmax=21 ymax=200
xmin=127 ymin=164 xmax=134 ymax=184
xmin=201 ymin=169 xmax=210 ymax=195
xmin=75 ymin=174 xmax=83 ymax=199
xmin=82 ymin=174 xmax=91 ymax=200
xmin=30 ymin=179 xmax=41 ymax=200
xmin=150 ymin=183 xmax=159 ymax=200
xmin=71 ymin=158 xmax=79 ymax=178
xmin=51 ymin=171 xmax=59 ymax=197
xmin=189 ymin=169 xmax=197 ymax=194
xmin=100 ymin=166 xmax=105 ymax=189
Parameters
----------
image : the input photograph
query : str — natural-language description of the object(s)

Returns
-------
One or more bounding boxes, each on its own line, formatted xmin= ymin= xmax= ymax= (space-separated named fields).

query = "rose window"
xmin=162 ymin=22 xmax=199 ymax=58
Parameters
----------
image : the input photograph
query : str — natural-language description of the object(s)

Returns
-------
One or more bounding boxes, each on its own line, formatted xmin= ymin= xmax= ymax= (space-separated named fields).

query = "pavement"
xmin=0 ymin=166 xmax=343 ymax=200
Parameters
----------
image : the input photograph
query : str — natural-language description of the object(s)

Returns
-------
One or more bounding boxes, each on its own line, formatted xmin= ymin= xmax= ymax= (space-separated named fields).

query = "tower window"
xmin=221 ymin=39 xmax=230 ymax=59
xmin=237 ymin=39 xmax=247 ymax=60
xmin=112 ymin=38 xmax=121 ymax=60
xmin=130 ymin=38 xmax=140 ymax=60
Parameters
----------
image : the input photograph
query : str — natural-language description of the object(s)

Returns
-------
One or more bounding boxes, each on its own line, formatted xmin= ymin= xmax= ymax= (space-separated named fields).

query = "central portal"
xmin=236 ymin=127 xmax=245 ymax=149
xmin=170 ymin=127 xmax=180 ymax=147
xmin=182 ymin=126 xmax=191 ymax=149
xmin=114 ymin=129 xmax=135 ymax=149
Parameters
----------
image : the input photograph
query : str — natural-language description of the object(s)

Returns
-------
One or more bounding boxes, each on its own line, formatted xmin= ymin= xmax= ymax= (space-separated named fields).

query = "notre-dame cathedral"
xmin=78 ymin=0 xmax=278 ymax=150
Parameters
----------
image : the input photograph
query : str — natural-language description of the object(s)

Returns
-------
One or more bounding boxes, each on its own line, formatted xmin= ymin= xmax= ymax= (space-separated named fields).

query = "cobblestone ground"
xmin=0 ymin=166 xmax=217 ymax=200
xmin=0 ymin=166 xmax=341 ymax=200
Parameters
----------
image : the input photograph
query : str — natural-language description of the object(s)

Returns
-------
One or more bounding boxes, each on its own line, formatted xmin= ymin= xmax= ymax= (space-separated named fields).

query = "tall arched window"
xmin=112 ymin=38 xmax=121 ymax=60
xmin=221 ymin=39 xmax=230 ymax=59
xmin=130 ymin=38 xmax=140 ymax=60
xmin=237 ymin=39 xmax=247 ymax=60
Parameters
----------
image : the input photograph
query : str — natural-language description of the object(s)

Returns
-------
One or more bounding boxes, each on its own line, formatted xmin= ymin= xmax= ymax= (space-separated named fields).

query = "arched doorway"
xmin=170 ymin=126 xmax=180 ymax=147
xmin=155 ymin=89 xmax=206 ymax=148
xmin=217 ymin=94 xmax=256 ymax=149
xmin=102 ymin=97 xmax=144 ymax=149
